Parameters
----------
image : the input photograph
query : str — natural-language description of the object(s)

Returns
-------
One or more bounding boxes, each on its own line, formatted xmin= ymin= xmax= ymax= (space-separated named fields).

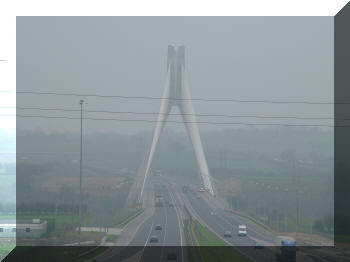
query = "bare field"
xmin=36 ymin=174 xmax=126 ymax=193
xmin=214 ymin=178 xmax=242 ymax=195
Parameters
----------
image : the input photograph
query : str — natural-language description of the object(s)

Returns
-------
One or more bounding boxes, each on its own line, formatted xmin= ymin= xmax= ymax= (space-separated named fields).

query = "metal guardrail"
xmin=183 ymin=205 xmax=202 ymax=262
xmin=77 ymin=236 xmax=107 ymax=258
xmin=114 ymin=209 xmax=144 ymax=228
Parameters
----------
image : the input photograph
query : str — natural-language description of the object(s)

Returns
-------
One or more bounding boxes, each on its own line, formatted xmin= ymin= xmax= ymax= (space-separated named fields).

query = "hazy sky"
xmin=16 ymin=17 xmax=334 ymax=134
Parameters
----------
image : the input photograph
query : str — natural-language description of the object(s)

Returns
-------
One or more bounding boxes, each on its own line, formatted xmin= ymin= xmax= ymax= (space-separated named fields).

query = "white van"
xmin=238 ymin=225 xmax=247 ymax=236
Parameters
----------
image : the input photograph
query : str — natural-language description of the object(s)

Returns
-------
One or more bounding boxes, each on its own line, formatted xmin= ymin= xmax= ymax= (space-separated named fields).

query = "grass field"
xmin=106 ymin=234 xmax=115 ymax=242
xmin=4 ymin=246 xmax=109 ymax=262
xmin=110 ymin=207 xmax=143 ymax=228
xmin=0 ymin=244 xmax=15 ymax=259
xmin=0 ymin=214 xmax=16 ymax=220
xmin=11 ymin=207 xmax=142 ymax=245
xmin=15 ymin=213 xmax=105 ymax=244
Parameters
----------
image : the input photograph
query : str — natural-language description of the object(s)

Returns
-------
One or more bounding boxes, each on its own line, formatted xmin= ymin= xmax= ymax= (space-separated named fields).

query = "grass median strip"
xmin=192 ymin=220 xmax=227 ymax=246
xmin=184 ymin=219 xmax=197 ymax=262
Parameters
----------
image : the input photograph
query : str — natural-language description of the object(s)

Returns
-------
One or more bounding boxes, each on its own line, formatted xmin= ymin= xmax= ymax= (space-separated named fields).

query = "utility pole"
xmin=310 ymin=219 xmax=313 ymax=242
xmin=294 ymin=160 xmax=299 ymax=243
xmin=328 ymin=175 xmax=333 ymax=242
xmin=285 ymin=214 xmax=287 ymax=232
xmin=78 ymin=99 xmax=84 ymax=246
xmin=296 ymin=192 xmax=299 ymax=241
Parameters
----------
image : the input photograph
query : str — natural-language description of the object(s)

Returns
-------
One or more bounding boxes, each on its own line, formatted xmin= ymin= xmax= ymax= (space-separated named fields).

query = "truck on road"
xmin=155 ymin=196 xmax=164 ymax=207
xmin=182 ymin=185 xmax=189 ymax=194
xmin=238 ymin=225 xmax=247 ymax=236
xmin=276 ymin=238 xmax=297 ymax=262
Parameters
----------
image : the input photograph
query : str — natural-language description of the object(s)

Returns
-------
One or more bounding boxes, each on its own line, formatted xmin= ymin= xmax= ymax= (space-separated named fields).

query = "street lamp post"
xmin=294 ymin=160 xmax=300 ymax=243
xmin=78 ymin=99 xmax=84 ymax=246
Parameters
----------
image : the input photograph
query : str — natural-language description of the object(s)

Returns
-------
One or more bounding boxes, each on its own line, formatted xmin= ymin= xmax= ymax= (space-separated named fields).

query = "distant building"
xmin=0 ymin=218 xmax=47 ymax=238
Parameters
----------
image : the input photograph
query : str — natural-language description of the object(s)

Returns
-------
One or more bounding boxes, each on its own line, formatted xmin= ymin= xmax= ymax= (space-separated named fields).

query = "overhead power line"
xmin=1 ymin=114 xmax=342 ymax=127
xmin=1 ymin=106 xmax=338 ymax=121
xmin=9 ymin=90 xmax=340 ymax=105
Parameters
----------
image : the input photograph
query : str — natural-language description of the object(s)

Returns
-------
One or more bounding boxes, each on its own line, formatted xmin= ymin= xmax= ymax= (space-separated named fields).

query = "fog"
xmin=8 ymin=16 xmax=335 ymax=251
xmin=16 ymin=16 xmax=333 ymax=134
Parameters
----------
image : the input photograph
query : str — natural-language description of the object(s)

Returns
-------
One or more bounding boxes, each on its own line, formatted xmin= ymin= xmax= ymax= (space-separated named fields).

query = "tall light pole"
xmin=78 ymin=99 xmax=84 ymax=246
xmin=294 ymin=159 xmax=299 ymax=242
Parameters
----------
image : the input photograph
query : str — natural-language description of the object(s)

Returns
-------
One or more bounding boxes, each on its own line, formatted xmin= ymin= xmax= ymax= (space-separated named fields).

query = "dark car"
xmin=224 ymin=231 xmax=232 ymax=237
xmin=167 ymin=252 xmax=177 ymax=260
xmin=155 ymin=224 xmax=162 ymax=230
xmin=150 ymin=235 xmax=159 ymax=242
xmin=169 ymin=202 xmax=174 ymax=207
xmin=254 ymin=242 xmax=264 ymax=249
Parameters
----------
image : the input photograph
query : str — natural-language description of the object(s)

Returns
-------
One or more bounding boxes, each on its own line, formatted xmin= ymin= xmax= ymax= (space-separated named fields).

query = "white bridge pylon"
xmin=139 ymin=44 xmax=215 ymax=201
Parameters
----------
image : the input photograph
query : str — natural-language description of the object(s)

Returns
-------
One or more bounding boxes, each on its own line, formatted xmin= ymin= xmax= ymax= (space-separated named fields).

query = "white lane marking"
xmin=224 ymin=211 xmax=277 ymax=243
xmin=138 ymin=219 xmax=155 ymax=262
xmin=128 ymin=190 xmax=155 ymax=245
xmin=169 ymin=188 xmax=184 ymax=262
xmin=173 ymin=187 xmax=190 ymax=261
xmin=201 ymin=192 xmax=276 ymax=243
xmin=159 ymin=190 xmax=169 ymax=262
xmin=200 ymin=192 xmax=269 ymax=245
xmin=215 ymin=213 xmax=254 ymax=246
xmin=181 ymin=188 xmax=258 ymax=262
xmin=170 ymin=189 xmax=184 ymax=245
xmin=145 ymin=220 xmax=155 ymax=247
xmin=163 ymin=200 xmax=168 ymax=245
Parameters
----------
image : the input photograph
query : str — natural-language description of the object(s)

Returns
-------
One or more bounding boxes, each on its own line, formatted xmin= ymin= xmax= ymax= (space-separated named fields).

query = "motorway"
xmin=172 ymin=182 xmax=313 ymax=262
xmin=124 ymin=179 xmax=277 ymax=261
xmin=100 ymin=181 xmax=184 ymax=262
xmin=129 ymin=183 xmax=184 ymax=261
xmin=95 ymin=178 xmax=315 ymax=262
xmin=175 ymin=185 xmax=278 ymax=262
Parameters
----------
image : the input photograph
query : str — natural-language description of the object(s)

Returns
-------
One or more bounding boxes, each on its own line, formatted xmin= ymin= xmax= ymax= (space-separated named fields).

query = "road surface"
xmin=102 ymin=182 xmax=184 ymax=262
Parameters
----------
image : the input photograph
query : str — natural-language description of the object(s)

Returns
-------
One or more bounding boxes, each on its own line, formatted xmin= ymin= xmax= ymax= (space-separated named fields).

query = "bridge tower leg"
xmin=138 ymin=44 xmax=215 ymax=201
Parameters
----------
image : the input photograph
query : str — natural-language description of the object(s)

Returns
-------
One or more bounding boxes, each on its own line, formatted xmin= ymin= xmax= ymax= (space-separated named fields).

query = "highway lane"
xmin=100 ymin=182 xmax=183 ymax=262
xmin=185 ymin=189 xmax=255 ymax=245
xmin=103 ymin=178 xmax=312 ymax=262
xmin=180 ymin=187 xmax=279 ymax=262
xmin=128 ymin=183 xmax=183 ymax=262
xmin=199 ymin=191 xmax=278 ymax=245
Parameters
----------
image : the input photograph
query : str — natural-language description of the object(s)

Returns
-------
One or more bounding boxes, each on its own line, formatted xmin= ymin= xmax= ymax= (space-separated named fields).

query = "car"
xmin=238 ymin=225 xmax=247 ymax=236
xmin=210 ymin=211 xmax=214 ymax=215
xmin=254 ymin=242 xmax=264 ymax=249
xmin=155 ymin=224 xmax=162 ymax=230
xmin=196 ymin=194 xmax=200 ymax=199
xmin=169 ymin=202 xmax=174 ymax=207
xmin=166 ymin=252 xmax=178 ymax=260
xmin=224 ymin=231 xmax=232 ymax=237
xmin=150 ymin=235 xmax=159 ymax=242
